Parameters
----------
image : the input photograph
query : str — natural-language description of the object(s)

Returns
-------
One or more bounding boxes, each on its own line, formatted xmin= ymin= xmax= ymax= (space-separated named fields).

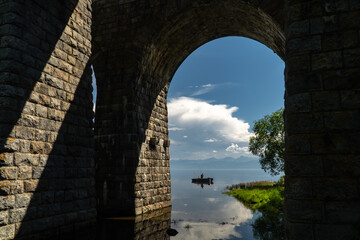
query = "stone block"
xmin=341 ymin=90 xmax=360 ymax=109
xmin=287 ymin=20 xmax=309 ymax=38
xmin=9 ymin=208 xmax=26 ymax=224
xmin=0 ymin=153 xmax=13 ymax=166
xmin=323 ymin=111 xmax=360 ymax=130
xmin=287 ymin=54 xmax=310 ymax=73
xmin=0 ymin=167 xmax=17 ymax=180
xmin=24 ymin=179 xmax=38 ymax=192
xmin=32 ymin=167 xmax=44 ymax=179
xmin=323 ymin=154 xmax=360 ymax=177
xmin=311 ymin=132 xmax=360 ymax=154
xmin=323 ymin=31 xmax=358 ymax=51
xmin=288 ymin=35 xmax=321 ymax=55
xmin=312 ymin=51 xmax=342 ymax=70
xmin=286 ymin=72 xmax=322 ymax=95
xmin=0 ymin=224 xmax=15 ymax=239
xmin=30 ymin=141 xmax=52 ymax=155
xmin=286 ymin=113 xmax=323 ymax=134
xmin=35 ymin=104 xmax=48 ymax=118
xmin=285 ymin=177 xmax=313 ymax=199
xmin=286 ymin=92 xmax=311 ymax=113
xmin=285 ymin=222 xmax=314 ymax=240
xmin=325 ymin=201 xmax=360 ymax=224
xmin=315 ymin=224 xmax=356 ymax=240
xmin=286 ymin=199 xmax=323 ymax=222
xmin=0 ymin=180 xmax=22 ymax=195
xmin=14 ymin=153 xmax=39 ymax=166
xmin=339 ymin=11 xmax=360 ymax=30
xmin=15 ymin=193 xmax=32 ymax=208
xmin=0 ymin=210 xmax=9 ymax=226
xmin=344 ymin=48 xmax=360 ymax=67
xmin=2 ymin=137 xmax=19 ymax=152
xmin=0 ymin=196 xmax=15 ymax=210
xmin=285 ymin=155 xmax=323 ymax=177
xmin=312 ymin=91 xmax=340 ymax=111
xmin=14 ymin=126 xmax=34 ymax=140
xmin=313 ymin=177 xmax=358 ymax=200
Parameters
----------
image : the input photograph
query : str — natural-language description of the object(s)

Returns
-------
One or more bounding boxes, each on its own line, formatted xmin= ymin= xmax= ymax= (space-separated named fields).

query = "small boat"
xmin=191 ymin=177 xmax=214 ymax=184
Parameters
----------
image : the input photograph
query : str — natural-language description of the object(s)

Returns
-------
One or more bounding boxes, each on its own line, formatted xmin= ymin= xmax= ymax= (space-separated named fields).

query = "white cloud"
xmin=183 ymin=136 xmax=188 ymax=138
xmin=204 ymin=138 xmax=218 ymax=143
xmin=168 ymin=127 xmax=184 ymax=131
xmin=191 ymin=83 xmax=215 ymax=96
xmin=168 ymin=97 xmax=253 ymax=142
xmin=225 ymin=143 xmax=250 ymax=154
xmin=212 ymin=150 xmax=217 ymax=153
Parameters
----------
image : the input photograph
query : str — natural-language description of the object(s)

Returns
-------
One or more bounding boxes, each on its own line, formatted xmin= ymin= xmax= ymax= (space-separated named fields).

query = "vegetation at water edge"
xmin=224 ymin=177 xmax=285 ymax=240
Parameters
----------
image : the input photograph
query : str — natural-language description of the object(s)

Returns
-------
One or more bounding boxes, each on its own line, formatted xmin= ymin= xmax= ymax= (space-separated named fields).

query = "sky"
xmin=92 ymin=36 xmax=285 ymax=161
xmin=167 ymin=37 xmax=285 ymax=160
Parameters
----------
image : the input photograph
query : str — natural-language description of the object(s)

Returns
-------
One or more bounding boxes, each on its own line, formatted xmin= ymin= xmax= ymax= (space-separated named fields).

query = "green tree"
xmin=249 ymin=108 xmax=284 ymax=176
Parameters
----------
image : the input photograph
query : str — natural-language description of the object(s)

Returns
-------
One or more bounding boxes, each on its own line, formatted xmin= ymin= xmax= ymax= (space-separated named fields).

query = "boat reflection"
xmin=192 ymin=176 xmax=214 ymax=188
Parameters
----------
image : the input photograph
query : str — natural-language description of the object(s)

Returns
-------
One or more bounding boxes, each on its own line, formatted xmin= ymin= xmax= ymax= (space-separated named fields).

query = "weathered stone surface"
xmin=0 ymin=0 xmax=358 ymax=239
xmin=0 ymin=211 xmax=9 ymax=226
xmin=0 ymin=196 xmax=15 ymax=210
xmin=0 ymin=224 xmax=15 ymax=239
xmin=0 ymin=167 xmax=17 ymax=180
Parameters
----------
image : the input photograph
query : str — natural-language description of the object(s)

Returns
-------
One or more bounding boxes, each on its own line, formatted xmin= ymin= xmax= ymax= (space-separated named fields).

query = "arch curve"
xmin=92 ymin=0 xmax=286 ymax=217
xmin=140 ymin=0 xmax=285 ymax=89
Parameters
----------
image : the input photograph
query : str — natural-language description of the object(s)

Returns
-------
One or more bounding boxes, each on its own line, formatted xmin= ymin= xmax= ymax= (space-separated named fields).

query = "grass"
xmin=225 ymin=181 xmax=276 ymax=191
xmin=224 ymin=178 xmax=285 ymax=240
xmin=224 ymin=177 xmax=284 ymax=214
xmin=225 ymin=186 xmax=284 ymax=212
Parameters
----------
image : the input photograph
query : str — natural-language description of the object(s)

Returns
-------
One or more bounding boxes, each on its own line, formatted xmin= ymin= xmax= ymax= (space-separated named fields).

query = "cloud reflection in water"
xmin=171 ymin=198 xmax=253 ymax=240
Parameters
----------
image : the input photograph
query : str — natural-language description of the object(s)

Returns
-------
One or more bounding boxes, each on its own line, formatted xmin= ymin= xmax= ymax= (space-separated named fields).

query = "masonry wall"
xmin=284 ymin=0 xmax=360 ymax=239
xmin=92 ymin=0 xmax=285 ymax=218
xmin=0 ymin=0 xmax=95 ymax=238
xmin=0 ymin=0 xmax=359 ymax=239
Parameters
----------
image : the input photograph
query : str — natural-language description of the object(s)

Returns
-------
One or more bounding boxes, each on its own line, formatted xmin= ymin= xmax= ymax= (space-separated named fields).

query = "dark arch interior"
xmin=92 ymin=0 xmax=285 ymax=217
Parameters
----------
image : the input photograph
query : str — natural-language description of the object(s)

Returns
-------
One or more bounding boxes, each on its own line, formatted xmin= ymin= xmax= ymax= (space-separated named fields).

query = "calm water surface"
xmin=170 ymin=169 xmax=278 ymax=240
xmin=67 ymin=168 xmax=277 ymax=239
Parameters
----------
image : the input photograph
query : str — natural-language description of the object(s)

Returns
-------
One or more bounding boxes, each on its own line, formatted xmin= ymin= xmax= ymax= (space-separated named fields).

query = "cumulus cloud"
xmin=191 ymin=83 xmax=215 ymax=96
xmin=168 ymin=97 xmax=253 ymax=142
xmin=212 ymin=150 xmax=217 ymax=153
xmin=204 ymin=138 xmax=218 ymax=143
xmin=225 ymin=143 xmax=250 ymax=154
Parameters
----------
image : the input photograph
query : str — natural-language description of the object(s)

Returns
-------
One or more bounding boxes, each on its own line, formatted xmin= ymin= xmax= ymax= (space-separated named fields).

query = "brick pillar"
xmin=285 ymin=1 xmax=360 ymax=239
xmin=0 ymin=0 xmax=95 ymax=238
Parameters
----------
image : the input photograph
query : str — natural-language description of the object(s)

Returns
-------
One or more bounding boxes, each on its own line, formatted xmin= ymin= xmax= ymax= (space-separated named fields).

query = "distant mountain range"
xmin=170 ymin=156 xmax=261 ymax=170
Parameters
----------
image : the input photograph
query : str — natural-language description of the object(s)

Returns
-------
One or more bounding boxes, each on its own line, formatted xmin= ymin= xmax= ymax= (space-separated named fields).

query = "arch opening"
xmin=167 ymin=36 xmax=285 ymax=239
xmin=92 ymin=0 xmax=285 ymax=217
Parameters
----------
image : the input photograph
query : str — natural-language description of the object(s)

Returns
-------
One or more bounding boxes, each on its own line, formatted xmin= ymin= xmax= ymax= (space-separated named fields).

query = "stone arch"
xmin=0 ymin=0 xmax=359 ymax=239
xmin=139 ymin=0 xmax=285 ymax=89
xmin=91 ymin=0 xmax=360 ymax=239
xmin=92 ymin=0 xmax=285 ymax=216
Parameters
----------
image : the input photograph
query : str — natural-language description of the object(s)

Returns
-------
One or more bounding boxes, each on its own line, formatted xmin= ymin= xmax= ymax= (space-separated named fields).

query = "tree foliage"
xmin=249 ymin=108 xmax=284 ymax=176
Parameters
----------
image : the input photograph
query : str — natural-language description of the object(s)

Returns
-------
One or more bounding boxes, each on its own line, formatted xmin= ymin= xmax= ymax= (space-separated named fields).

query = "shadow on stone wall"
xmin=0 ymin=0 xmax=95 ymax=238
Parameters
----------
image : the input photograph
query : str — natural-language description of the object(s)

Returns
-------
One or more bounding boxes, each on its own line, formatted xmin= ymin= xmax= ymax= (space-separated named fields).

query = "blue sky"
xmin=92 ymin=36 xmax=285 ymax=161
xmin=167 ymin=37 xmax=285 ymax=160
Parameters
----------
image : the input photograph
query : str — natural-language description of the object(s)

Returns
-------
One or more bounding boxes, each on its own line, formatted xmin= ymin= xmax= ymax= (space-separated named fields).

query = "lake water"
xmin=170 ymin=168 xmax=278 ymax=240
xmin=60 ymin=168 xmax=278 ymax=239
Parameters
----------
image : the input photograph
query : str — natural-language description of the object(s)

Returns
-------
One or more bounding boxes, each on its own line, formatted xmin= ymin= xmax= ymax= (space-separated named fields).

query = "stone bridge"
xmin=0 ymin=0 xmax=359 ymax=239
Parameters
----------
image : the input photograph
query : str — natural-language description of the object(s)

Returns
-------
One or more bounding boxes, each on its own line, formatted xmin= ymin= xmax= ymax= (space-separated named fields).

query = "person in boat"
xmin=201 ymin=173 xmax=204 ymax=179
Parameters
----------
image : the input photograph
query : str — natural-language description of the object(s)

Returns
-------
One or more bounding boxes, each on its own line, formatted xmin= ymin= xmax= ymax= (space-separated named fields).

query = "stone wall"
xmin=284 ymin=1 xmax=360 ymax=239
xmin=0 ymin=0 xmax=95 ymax=238
xmin=92 ymin=0 xmax=285 ymax=218
xmin=0 ymin=0 xmax=359 ymax=239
